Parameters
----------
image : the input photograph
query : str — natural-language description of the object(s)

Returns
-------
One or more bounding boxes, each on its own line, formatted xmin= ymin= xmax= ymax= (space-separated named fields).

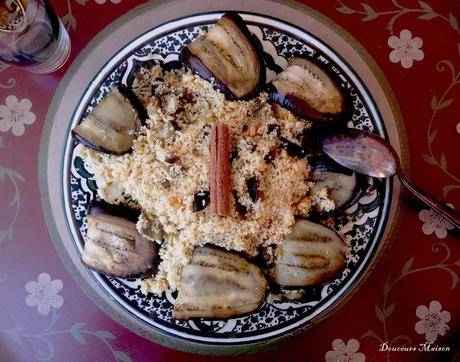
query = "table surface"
xmin=1 ymin=0 xmax=460 ymax=361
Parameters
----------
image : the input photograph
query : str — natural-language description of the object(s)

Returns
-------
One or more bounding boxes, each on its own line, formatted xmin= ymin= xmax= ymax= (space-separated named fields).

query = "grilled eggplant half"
xmin=179 ymin=12 xmax=265 ymax=100
xmin=173 ymin=246 xmax=268 ymax=319
xmin=273 ymin=219 xmax=347 ymax=287
xmin=81 ymin=200 xmax=157 ymax=278
xmin=72 ymin=85 xmax=146 ymax=155
xmin=269 ymin=57 xmax=347 ymax=123
xmin=310 ymin=157 xmax=360 ymax=210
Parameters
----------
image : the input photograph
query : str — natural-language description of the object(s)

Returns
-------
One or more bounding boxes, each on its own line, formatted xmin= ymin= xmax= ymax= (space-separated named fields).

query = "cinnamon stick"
xmin=210 ymin=124 xmax=231 ymax=216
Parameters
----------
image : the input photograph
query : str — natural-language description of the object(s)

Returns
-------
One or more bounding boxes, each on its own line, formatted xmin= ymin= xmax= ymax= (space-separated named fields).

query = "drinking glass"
xmin=0 ymin=0 xmax=71 ymax=74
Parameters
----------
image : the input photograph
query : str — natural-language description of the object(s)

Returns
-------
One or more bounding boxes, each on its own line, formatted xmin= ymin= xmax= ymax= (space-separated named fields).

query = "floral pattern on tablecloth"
xmin=336 ymin=1 xmax=460 ymax=41
xmin=330 ymin=2 xmax=460 ymax=360
xmin=415 ymin=300 xmax=451 ymax=343
xmin=25 ymin=273 xmax=64 ymax=316
xmin=336 ymin=1 xmax=460 ymax=204
xmin=0 ymin=62 xmax=16 ymax=89
xmin=0 ymin=16 xmax=131 ymax=355
xmin=418 ymin=209 xmax=455 ymax=239
xmin=325 ymin=338 xmax=366 ymax=362
xmin=387 ymin=29 xmax=424 ymax=69
xmin=0 ymin=95 xmax=36 ymax=136
xmin=0 ymin=152 xmax=24 ymax=247
xmin=0 ymin=272 xmax=133 ymax=361
xmin=62 ymin=0 xmax=123 ymax=31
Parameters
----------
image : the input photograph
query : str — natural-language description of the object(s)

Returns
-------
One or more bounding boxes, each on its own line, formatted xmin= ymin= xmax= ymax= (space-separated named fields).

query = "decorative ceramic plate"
xmin=61 ymin=11 xmax=392 ymax=350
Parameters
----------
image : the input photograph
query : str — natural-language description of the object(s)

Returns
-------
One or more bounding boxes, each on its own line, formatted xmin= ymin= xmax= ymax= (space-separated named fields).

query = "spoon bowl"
xmin=321 ymin=129 xmax=399 ymax=178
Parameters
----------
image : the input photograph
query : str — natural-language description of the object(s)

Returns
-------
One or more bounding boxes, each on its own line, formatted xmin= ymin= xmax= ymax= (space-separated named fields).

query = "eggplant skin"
xmin=309 ymin=156 xmax=363 ymax=211
xmin=126 ymin=58 xmax=159 ymax=90
xmin=180 ymin=47 xmax=217 ymax=88
xmin=72 ymin=85 xmax=146 ymax=155
xmin=71 ymin=130 xmax=105 ymax=153
xmin=269 ymin=56 xmax=352 ymax=124
xmin=173 ymin=246 xmax=268 ymax=320
xmin=88 ymin=199 xmax=140 ymax=223
xmin=81 ymin=200 xmax=158 ymax=278
xmin=117 ymin=83 xmax=148 ymax=125
xmin=179 ymin=12 xmax=266 ymax=100
xmin=273 ymin=219 xmax=347 ymax=287
xmin=310 ymin=156 xmax=354 ymax=176
xmin=270 ymin=91 xmax=342 ymax=123
xmin=162 ymin=60 xmax=185 ymax=72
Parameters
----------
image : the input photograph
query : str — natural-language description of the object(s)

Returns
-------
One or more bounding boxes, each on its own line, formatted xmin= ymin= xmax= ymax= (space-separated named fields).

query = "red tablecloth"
xmin=1 ymin=0 xmax=459 ymax=361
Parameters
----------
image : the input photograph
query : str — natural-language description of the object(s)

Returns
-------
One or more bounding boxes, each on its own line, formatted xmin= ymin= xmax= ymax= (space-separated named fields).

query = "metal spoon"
xmin=321 ymin=129 xmax=460 ymax=229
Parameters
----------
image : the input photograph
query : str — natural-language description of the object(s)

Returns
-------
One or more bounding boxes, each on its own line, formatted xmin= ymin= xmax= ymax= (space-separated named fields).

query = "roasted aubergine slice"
xmin=72 ymin=85 xmax=146 ymax=155
xmin=269 ymin=57 xmax=347 ymax=123
xmin=310 ymin=157 xmax=361 ymax=210
xmin=173 ymin=246 xmax=268 ymax=319
xmin=179 ymin=12 xmax=266 ymax=100
xmin=273 ymin=219 xmax=347 ymax=287
xmin=81 ymin=200 xmax=157 ymax=278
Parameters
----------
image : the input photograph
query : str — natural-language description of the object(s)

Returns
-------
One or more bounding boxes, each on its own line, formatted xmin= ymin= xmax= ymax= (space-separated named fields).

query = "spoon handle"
xmin=397 ymin=173 xmax=460 ymax=229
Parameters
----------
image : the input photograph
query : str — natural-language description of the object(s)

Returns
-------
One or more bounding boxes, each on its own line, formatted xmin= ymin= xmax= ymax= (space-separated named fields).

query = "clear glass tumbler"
xmin=0 ymin=0 xmax=71 ymax=74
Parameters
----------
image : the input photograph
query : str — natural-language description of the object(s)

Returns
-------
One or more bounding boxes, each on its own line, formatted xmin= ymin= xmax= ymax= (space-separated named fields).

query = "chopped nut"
xmin=143 ymin=154 xmax=155 ymax=163
xmin=169 ymin=195 xmax=183 ymax=208
xmin=160 ymin=179 xmax=171 ymax=189
xmin=163 ymin=94 xmax=180 ymax=114
xmin=295 ymin=196 xmax=312 ymax=216
xmin=256 ymin=125 xmax=264 ymax=135
xmin=257 ymin=214 xmax=269 ymax=227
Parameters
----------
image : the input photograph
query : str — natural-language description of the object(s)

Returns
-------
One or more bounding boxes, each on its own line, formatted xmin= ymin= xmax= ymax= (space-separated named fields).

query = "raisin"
xmin=192 ymin=191 xmax=210 ymax=212
xmin=247 ymin=177 xmax=263 ymax=203
xmin=267 ymin=124 xmax=281 ymax=137
xmin=279 ymin=137 xmax=306 ymax=158
xmin=232 ymin=191 xmax=247 ymax=219
xmin=170 ymin=119 xmax=181 ymax=131
xmin=264 ymin=149 xmax=277 ymax=163
xmin=230 ymin=149 xmax=238 ymax=162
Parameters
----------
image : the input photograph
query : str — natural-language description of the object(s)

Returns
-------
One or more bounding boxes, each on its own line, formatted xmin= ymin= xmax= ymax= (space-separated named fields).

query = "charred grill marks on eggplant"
xmin=309 ymin=157 xmax=360 ymax=210
xmin=81 ymin=201 xmax=158 ymax=278
xmin=173 ymin=246 xmax=268 ymax=319
xmin=269 ymin=57 xmax=346 ymax=123
xmin=273 ymin=219 xmax=347 ymax=287
xmin=72 ymin=86 xmax=146 ymax=155
xmin=179 ymin=12 xmax=265 ymax=100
